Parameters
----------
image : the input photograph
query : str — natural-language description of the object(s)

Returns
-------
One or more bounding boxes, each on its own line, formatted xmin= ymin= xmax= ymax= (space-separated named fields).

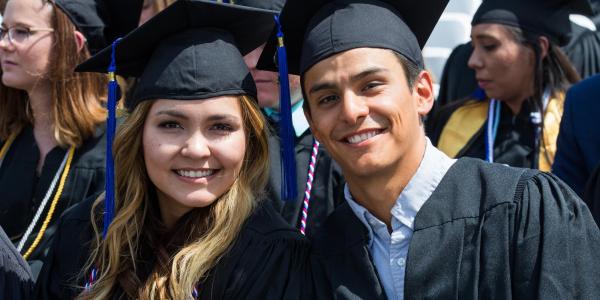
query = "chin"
xmin=175 ymin=191 xmax=220 ymax=208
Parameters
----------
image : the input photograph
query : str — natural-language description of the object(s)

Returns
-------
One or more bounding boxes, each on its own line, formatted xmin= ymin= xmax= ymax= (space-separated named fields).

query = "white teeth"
xmin=176 ymin=169 xmax=215 ymax=178
xmin=347 ymin=130 xmax=381 ymax=144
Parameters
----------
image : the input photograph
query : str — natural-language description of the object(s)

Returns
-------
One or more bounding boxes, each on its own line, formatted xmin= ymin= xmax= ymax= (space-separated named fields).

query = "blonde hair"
xmin=0 ymin=1 xmax=107 ymax=148
xmin=80 ymin=95 xmax=269 ymax=299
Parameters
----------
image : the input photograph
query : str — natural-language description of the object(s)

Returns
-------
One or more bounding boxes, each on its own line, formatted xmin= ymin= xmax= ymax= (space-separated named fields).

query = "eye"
xmin=210 ymin=123 xmax=234 ymax=132
xmin=482 ymin=44 xmax=497 ymax=51
xmin=318 ymin=94 xmax=339 ymax=105
xmin=362 ymin=82 xmax=383 ymax=92
xmin=158 ymin=121 xmax=182 ymax=130
xmin=12 ymin=27 xmax=30 ymax=39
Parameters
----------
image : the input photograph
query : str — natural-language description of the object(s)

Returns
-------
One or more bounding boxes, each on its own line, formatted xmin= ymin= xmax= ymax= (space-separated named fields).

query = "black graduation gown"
xmin=266 ymin=123 xmax=345 ymax=238
xmin=583 ymin=163 xmax=600 ymax=227
xmin=0 ymin=125 xmax=105 ymax=274
xmin=311 ymin=158 xmax=600 ymax=299
xmin=0 ymin=226 xmax=34 ymax=300
xmin=429 ymin=99 xmax=539 ymax=169
xmin=434 ymin=42 xmax=478 ymax=108
xmin=35 ymin=196 xmax=312 ymax=299
xmin=563 ymin=22 xmax=600 ymax=80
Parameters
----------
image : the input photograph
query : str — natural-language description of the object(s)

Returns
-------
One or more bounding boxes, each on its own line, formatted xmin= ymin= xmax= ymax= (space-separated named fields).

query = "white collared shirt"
xmin=346 ymin=138 xmax=456 ymax=300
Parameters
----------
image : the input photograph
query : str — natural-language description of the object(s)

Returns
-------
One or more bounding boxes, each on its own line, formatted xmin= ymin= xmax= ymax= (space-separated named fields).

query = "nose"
xmin=467 ymin=47 xmax=483 ymax=71
xmin=339 ymin=92 xmax=369 ymax=124
xmin=180 ymin=132 xmax=211 ymax=159
xmin=0 ymin=35 xmax=13 ymax=51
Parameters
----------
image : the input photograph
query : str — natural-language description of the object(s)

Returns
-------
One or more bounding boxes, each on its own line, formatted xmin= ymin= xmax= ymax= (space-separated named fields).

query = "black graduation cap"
xmin=233 ymin=0 xmax=285 ymax=11
xmin=54 ymin=0 xmax=144 ymax=55
xmin=76 ymin=0 xmax=279 ymax=108
xmin=256 ymin=0 xmax=449 ymax=75
xmin=472 ymin=0 xmax=595 ymax=46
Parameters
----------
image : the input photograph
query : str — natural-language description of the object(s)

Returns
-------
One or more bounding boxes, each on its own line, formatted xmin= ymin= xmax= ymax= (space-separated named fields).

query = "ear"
xmin=74 ymin=30 xmax=87 ymax=53
xmin=538 ymin=36 xmax=550 ymax=59
xmin=303 ymin=102 xmax=323 ymax=142
xmin=413 ymin=70 xmax=435 ymax=117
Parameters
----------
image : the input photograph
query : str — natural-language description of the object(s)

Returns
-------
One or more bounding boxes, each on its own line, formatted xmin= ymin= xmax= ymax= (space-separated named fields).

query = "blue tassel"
xmin=274 ymin=16 xmax=297 ymax=202
xmin=103 ymin=38 xmax=121 ymax=238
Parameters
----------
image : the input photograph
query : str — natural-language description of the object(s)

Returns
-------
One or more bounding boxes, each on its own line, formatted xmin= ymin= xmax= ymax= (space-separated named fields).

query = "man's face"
xmin=303 ymin=48 xmax=433 ymax=179
xmin=244 ymin=43 xmax=302 ymax=109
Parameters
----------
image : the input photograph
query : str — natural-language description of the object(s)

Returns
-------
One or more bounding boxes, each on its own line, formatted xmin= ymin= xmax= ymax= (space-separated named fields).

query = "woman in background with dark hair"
xmin=429 ymin=0 xmax=591 ymax=171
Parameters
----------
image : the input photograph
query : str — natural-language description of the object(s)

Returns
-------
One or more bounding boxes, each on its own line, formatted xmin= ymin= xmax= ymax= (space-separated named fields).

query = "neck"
xmin=345 ymin=134 xmax=426 ymax=229
xmin=28 ymin=87 xmax=54 ymax=130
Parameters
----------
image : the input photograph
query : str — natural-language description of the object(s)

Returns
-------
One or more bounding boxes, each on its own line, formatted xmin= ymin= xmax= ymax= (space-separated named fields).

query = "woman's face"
xmin=143 ymin=97 xmax=247 ymax=225
xmin=0 ymin=0 xmax=54 ymax=91
xmin=468 ymin=23 xmax=536 ymax=103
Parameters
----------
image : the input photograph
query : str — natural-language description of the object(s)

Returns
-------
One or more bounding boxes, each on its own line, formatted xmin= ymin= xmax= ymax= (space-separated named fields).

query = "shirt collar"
xmin=345 ymin=138 xmax=456 ymax=241
xmin=263 ymin=100 xmax=310 ymax=137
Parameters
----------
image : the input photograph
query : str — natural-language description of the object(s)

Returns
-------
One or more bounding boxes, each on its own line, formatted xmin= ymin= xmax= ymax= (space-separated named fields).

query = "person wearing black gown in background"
xmin=35 ymin=1 xmax=311 ymax=299
xmin=0 ymin=0 xmax=142 ymax=277
xmin=429 ymin=0 xmax=589 ymax=171
xmin=0 ymin=225 xmax=34 ymax=300
xmin=237 ymin=0 xmax=345 ymax=238
xmin=258 ymin=0 xmax=600 ymax=298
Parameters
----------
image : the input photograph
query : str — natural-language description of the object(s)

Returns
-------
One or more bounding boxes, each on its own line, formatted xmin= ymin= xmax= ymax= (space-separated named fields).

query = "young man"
xmin=258 ymin=0 xmax=600 ymax=298
xmin=237 ymin=0 xmax=345 ymax=237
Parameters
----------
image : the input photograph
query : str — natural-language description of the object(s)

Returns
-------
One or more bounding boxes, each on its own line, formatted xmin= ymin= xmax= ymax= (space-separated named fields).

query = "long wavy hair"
xmin=80 ymin=95 xmax=269 ymax=299
xmin=0 ymin=0 xmax=106 ymax=148
xmin=505 ymin=26 xmax=580 ymax=114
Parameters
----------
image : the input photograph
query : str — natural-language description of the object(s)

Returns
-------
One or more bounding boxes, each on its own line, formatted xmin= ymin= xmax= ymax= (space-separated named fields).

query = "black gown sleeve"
xmin=34 ymin=195 xmax=97 ymax=300
xmin=583 ymin=163 xmax=600 ymax=227
xmin=200 ymin=202 xmax=313 ymax=299
xmin=513 ymin=172 xmax=600 ymax=299
xmin=0 ymin=226 xmax=34 ymax=300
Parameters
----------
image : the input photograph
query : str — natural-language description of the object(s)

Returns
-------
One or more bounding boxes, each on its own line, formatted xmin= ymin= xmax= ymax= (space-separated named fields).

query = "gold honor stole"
xmin=437 ymin=94 xmax=564 ymax=172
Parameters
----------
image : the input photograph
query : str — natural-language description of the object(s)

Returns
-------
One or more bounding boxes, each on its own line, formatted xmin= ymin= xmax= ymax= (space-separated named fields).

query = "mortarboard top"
xmin=76 ymin=0 xmax=279 ymax=109
xmin=233 ymin=0 xmax=285 ymax=12
xmin=54 ymin=0 xmax=144 ymax=55
xmin=256 ymin=0 xmax=449 ymax=76
xmin=472 ymin=0 xmax=595 ymax=46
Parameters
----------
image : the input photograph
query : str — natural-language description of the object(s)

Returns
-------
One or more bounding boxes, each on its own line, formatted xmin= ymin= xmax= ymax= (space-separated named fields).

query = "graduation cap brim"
xmin=76 ymin=0 xmax=278 ymax=77
xmin=472 ymin=0 xmax=594 ymax=46
xmin=257 ymin=0 xmax=449 ymax=75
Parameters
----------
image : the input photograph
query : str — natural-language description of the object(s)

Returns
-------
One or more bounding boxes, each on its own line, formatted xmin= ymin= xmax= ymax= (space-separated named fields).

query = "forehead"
xmin=303 ymin=48 xmax=404 ymax=83
xmin=148 ymin=96 xmax=243 ymax=117
xmin=3 ymin=0 xmax=53 ymax=26
xmin=471 ymin=23 xmax=515 ymax=40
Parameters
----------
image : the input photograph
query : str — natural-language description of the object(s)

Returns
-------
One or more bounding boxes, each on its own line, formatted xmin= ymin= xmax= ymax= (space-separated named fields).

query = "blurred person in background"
xmin=238 ymin=0 xmax=345 ymax=238
xmin=429 ymin=0 xmax=591 ymax=171
xmin=0 ymin=0 xmax=141 ymax=278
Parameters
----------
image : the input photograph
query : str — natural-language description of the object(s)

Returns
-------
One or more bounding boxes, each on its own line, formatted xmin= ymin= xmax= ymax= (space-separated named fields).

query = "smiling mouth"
xmin=174 ymin=169 xmax=217 ymax=179
xmin=344 ymin=129 xmax=384 ymax=144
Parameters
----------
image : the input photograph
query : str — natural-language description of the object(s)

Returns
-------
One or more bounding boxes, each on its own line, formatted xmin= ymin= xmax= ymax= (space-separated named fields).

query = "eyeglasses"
xmin=0 ymin=26 xmax=54 ymax=44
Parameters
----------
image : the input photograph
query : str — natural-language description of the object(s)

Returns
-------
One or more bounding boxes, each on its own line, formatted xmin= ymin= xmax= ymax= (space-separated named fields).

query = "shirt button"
xmin=397 ymin=257 xmax=406 ymax=267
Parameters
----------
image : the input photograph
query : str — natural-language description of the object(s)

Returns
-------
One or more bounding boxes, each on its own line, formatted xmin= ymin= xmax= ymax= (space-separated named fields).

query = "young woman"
xmin=429 ymin=0 xmax=592 ymax=171
xmin=0 ymin=0 xmax=141 ymax=269
xmin=35 ymin=1 xmax=311 ymax=299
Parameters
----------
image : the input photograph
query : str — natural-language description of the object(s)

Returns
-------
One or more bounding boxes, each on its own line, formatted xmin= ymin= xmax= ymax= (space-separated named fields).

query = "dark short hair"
xmin=301 ymin=49 xmax=423 ymax=115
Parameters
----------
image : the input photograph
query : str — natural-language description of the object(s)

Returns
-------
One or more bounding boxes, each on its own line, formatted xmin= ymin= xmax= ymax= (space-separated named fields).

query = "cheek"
xmin=142 ymin=127 xmax=176 ymax=178
xmin=213 ymin=132 xmax=247 ymax=172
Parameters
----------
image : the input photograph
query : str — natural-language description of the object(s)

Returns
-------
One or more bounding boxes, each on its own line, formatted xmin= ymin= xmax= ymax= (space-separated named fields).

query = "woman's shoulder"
xmin=242 ymin=200 xmax=307 ymax=242
xmin=73 ymin=125 xmax=107 ymax=170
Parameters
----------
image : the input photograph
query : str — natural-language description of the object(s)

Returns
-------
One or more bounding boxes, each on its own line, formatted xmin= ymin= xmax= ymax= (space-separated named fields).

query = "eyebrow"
xmin=1 ymin=21 xmax=36 ymax=28
xmin=471 ymin=33 xmax=498 ymax=41
xmin=155 ymin=110 xmax=240 ymax=122
xmin=205 ymin=114 xmax=240 ymax=123
xmin=155 ymin=109 xmax=188 ymax=120
xmin=308 ymin=67 xmax=389 ymax=96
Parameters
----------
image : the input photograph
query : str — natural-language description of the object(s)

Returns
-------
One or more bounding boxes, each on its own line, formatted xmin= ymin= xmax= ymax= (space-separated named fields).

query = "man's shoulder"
xmin=311 ymin=202 xmax=368 ymax=256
